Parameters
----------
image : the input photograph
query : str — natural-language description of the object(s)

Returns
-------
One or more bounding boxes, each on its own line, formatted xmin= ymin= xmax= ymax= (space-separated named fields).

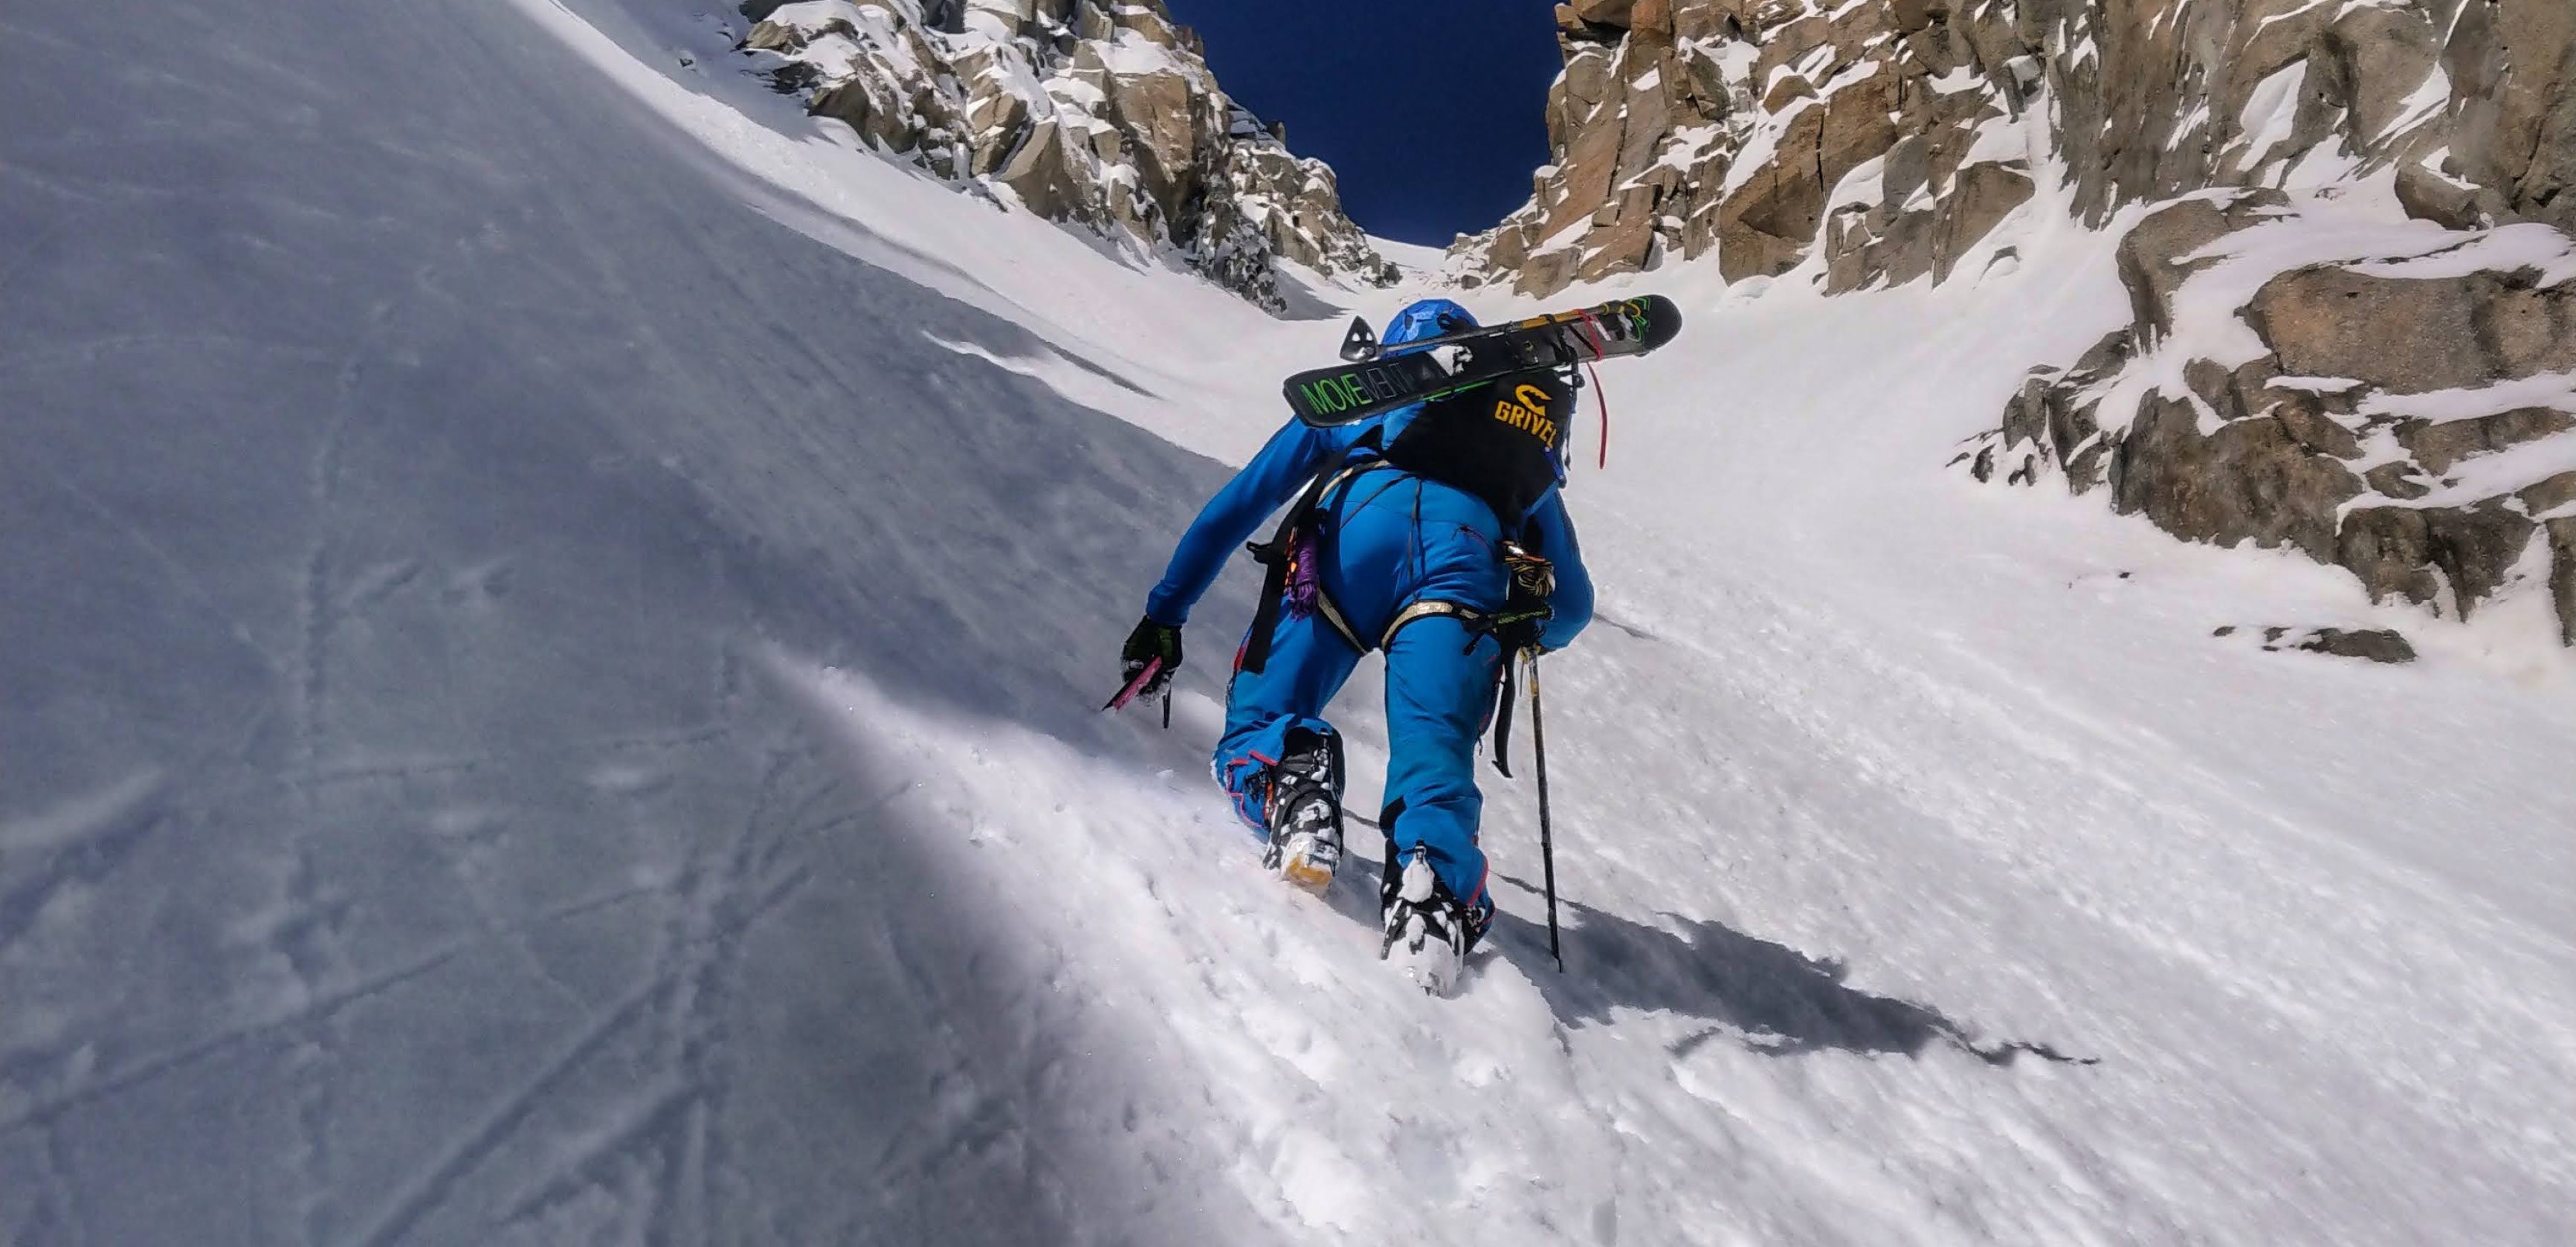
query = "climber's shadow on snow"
xmin=1474 ymin=874 xmax=2092 ymax=1066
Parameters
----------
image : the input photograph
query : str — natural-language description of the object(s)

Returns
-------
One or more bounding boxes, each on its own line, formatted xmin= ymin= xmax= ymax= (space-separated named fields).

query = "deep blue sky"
xmin=1166 ymin=1 xmax=1566 ymax=245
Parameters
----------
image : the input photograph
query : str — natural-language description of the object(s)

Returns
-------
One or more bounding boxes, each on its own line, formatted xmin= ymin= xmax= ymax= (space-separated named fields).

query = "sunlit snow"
xmin=4 ymin=1 xmax=2572 ymax=1245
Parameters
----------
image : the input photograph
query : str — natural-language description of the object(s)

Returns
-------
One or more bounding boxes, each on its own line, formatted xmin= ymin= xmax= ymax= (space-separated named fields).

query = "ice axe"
xmin=1100 ymin=656 xmax=1172 ymax=729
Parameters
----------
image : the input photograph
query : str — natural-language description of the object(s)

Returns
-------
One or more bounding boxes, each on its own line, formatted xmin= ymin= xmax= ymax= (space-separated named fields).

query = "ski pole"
xmin=1525 ymin=645 xmax=1562 ymax=973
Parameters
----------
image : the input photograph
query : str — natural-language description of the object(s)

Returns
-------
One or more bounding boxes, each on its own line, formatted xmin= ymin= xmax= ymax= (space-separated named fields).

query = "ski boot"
xmin=1379 ymin=851 xmax=1490 ymax=998
xmin=1259 ymin=729 xmax=1344 ymax=896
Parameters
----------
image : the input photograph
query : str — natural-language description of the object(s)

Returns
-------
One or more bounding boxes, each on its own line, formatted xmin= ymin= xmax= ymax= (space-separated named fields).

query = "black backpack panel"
xmin=1378 ymin=369 xmax=1573 ymax=527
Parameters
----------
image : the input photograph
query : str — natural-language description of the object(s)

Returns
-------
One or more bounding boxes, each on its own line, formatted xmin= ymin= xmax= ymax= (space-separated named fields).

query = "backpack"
xmin=1379 ymin=368 xmax=1575 ymax=529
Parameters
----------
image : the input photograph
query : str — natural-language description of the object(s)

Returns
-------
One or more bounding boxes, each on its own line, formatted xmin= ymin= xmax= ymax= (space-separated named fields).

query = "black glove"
xmin=1118 ymin=616 xmax=1183 ymax=698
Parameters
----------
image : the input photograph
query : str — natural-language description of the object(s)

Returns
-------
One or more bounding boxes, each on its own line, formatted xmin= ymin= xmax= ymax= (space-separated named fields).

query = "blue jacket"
xmin=1145 ymin=404 xmax=1595 ymax=653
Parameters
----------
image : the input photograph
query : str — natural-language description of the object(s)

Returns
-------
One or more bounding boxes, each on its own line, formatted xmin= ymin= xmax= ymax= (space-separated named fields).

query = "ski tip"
xmin=1635 ymin=293 xmax=1683 ymax=352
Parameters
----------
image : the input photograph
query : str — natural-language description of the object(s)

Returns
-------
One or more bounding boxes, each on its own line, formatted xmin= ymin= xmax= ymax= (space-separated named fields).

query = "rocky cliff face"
xmin=1453 ymin=1 xmax=2573 ymax=298
xmin=1963 ymin=192 xmax=2576 ymax=645
xmin=1449 ymin=0 xmax=2050 ymax=296
xmin=738 ymin=0 xmax=1396 ymax=310
xmin=1459 ymin=1 xmax=2576 ymax=645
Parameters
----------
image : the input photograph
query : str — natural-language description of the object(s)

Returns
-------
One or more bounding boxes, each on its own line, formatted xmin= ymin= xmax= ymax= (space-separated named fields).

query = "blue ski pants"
xmin=1216 ymin=470 xmax=1509 ymax=914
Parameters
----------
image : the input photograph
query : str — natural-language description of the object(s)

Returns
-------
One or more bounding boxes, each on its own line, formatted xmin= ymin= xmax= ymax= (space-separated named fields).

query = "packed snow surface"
xmin=5 ymin=1 xmax=2573 ymax=1245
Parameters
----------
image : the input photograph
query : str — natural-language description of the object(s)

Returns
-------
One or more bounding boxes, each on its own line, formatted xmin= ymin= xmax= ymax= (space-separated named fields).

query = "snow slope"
xmin=4 ymin=1 xmax=2572 ymax=1245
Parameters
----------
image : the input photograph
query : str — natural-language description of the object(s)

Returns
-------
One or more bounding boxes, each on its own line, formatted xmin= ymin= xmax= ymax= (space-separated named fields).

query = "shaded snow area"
xmin=4 ymin=1 xmax=2572 ymax=1246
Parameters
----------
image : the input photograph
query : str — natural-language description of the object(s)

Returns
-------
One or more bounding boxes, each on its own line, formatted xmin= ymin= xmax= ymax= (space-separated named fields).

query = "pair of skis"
xmin=1281 ymin=293 xmax=1683 ymax=428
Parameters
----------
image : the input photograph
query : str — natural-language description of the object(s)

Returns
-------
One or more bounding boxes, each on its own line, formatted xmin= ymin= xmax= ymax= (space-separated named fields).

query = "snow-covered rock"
xmin=1964 ymin=198 xmax=2576 ymax=643
xmin=1454 ymin=1 xmax=2576 ymax=299
xmin=1453 ymin=1 xmax=2576 ymax=644
xmin=1450 ymin=0 xmax=2044 ymax=296
xmin=739 ymin=0 xmax=1396 ymax=309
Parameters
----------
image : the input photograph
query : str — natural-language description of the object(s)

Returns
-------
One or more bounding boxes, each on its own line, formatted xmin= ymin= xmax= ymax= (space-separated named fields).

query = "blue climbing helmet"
xmin=1369 ymin=299 xmax=1477 ymax=441
xmin=1381 ymin=298 xmax=1476 ymax=352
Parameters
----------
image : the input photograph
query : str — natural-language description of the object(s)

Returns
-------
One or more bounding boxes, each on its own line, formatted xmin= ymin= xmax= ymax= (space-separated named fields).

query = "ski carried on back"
xmin=1282 ymin=294 xmax=1683 ymax=427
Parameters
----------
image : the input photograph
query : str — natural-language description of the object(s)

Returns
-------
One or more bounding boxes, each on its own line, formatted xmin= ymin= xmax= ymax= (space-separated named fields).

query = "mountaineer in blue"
xmin=1114 ymin=298 xmax=1594 ymax=995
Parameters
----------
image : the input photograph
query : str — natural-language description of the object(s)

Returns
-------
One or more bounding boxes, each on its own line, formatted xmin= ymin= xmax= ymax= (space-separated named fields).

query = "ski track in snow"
xmin=4 ymin=0 xmax=2573 ymax=1244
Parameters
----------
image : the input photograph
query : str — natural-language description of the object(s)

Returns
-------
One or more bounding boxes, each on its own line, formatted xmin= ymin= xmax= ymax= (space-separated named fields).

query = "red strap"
xmin=1586 ymin=360 xmax=1608 ymax=470
xmin=1575 ymin=309 xmax=1610 ymax=361
xmin=1574 ymin=311 xmax=1612 ymax=471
